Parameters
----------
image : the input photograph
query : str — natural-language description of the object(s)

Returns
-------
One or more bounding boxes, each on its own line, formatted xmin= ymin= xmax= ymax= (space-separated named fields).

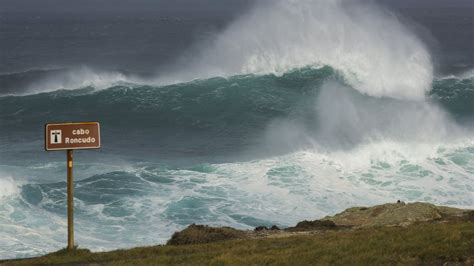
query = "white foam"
xmin=17 ymin=66 xmax=139 ymax=95
xmin=163 ymin=0 xmax=433 ymax=100
xmin=1 ymin=139 xmax=472 ymax=260
xmin=0 ymin=177 xmax=19 ymax=199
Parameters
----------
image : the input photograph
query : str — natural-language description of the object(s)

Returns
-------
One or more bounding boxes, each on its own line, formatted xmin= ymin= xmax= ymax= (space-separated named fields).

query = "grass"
xmin=3 ymin=221 xmax=473 ymax=265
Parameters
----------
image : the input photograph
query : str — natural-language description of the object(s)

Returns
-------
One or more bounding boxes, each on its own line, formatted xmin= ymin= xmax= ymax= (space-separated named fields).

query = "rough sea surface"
xmin=0 ymin=0 xmax=473 ymax=259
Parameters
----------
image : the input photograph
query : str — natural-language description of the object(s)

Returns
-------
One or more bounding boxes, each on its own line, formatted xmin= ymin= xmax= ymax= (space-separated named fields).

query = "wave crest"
xmin=165 ymin=0 xmax=433 ymax=100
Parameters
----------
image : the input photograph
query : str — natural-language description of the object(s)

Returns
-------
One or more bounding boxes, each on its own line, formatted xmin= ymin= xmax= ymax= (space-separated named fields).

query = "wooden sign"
xmin=44 ymin=121 xmax=101 ymax=251
xmin=45 ymin=122 xmax=101 ymax=151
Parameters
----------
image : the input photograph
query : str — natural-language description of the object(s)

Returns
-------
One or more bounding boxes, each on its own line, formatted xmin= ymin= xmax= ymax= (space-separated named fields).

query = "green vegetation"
xmin=3 ymin=221 xmax=473 ymax=265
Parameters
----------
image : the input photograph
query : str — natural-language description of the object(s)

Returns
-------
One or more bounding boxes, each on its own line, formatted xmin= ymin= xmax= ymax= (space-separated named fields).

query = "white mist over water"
xmin=260 ymin=80 xmax=468 ymax=156
xmin=165 ymin=0 xmax=433 ymax=100
xmin=313 ymin=82 xmax=464 ymax=144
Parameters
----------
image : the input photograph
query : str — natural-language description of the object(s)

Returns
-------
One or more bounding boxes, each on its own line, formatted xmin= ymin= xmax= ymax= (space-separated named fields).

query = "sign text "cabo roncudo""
xmin=45 ymin=122 xmax=101 ymax=151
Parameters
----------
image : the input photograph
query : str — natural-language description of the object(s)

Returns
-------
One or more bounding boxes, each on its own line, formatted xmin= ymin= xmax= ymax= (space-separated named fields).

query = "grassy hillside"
xmin=3 ymin=221 xmax=473 ymax=266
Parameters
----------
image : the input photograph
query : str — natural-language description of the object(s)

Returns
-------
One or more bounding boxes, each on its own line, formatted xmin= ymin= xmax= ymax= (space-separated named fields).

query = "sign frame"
xmin=44 ymin=122 xmax=101 ymax=151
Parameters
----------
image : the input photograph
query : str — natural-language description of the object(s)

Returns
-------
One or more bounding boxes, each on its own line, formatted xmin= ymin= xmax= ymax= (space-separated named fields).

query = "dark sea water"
xmin=0 ymin=0 xmax=473 ymax=259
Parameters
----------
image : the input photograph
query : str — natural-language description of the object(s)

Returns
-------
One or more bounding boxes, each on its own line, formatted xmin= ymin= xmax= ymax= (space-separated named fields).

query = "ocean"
xmin=0 ymin=0 xmax=473 ymax=259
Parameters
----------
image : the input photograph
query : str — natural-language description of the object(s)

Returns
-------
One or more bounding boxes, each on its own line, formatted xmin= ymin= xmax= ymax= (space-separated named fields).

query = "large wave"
xmin=0 ymin=0 xmax=444 ymax=100
xmin=161 ymin=0 xmax=433 ymax=100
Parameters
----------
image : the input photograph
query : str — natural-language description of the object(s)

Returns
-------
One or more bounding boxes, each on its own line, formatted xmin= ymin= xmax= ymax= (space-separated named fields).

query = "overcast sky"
xmin=1 ymin=0 xmax=471 ymax=75
xmin=1 ymin=0 xmax=472 ymax=14
xmin=0 ymin=0 xmax=253 ymax=14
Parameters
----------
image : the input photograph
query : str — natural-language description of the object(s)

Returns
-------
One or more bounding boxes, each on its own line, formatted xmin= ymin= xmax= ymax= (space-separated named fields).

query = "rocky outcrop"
xmin=167 ymin=202 xmax=473 ymax=246
xmin=323 ymin=202 xmax=472 ymax=227
xmin=167 ymin=224 xmax=247 ymax=245
xmin=254 ymin=225 xmax=281 ymax=232
xmin=286 ymin=219 xmax=337 ymax=231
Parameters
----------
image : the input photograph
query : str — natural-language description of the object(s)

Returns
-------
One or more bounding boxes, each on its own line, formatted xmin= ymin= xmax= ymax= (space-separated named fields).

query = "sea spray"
xmin=163 ymin=0 xmax=433 ymax=100
xmin=0 ymin=67 xmax=135 ymax=96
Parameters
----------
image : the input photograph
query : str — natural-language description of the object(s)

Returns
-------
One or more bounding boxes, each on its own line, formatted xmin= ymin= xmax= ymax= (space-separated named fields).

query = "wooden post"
xmin=67 ymin=149 xmax=74 ymax=250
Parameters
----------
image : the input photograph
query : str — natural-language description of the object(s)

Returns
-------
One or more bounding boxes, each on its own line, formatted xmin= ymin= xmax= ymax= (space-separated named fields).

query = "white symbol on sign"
xmin=50 ymin=130 xmax=62 ymax=144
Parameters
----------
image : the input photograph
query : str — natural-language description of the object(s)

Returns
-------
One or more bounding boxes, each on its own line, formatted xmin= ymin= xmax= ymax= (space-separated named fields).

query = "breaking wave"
xmin=162 ymin=0 xmax=433 ymax=100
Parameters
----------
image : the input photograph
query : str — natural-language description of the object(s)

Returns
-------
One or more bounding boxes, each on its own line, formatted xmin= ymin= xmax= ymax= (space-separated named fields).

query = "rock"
xmin=254 ymin=226 xmax=269 ymax=231
xmin=270 ymin=225 xmax=280 ymax=231
xmin=323 ymin=202 xmax=471 ymax=227
xmin=167 ymin=224 xmax=246 ymax=245
xmin=286 ymin=220 xmax=336 ymax=231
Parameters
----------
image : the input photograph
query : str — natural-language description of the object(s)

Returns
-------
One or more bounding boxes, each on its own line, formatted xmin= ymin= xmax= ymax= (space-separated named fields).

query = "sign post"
xmin=45 ymin=122 xmax=101 ymax=251
xmin=67 ymin=149 xmax=74 ymax=250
